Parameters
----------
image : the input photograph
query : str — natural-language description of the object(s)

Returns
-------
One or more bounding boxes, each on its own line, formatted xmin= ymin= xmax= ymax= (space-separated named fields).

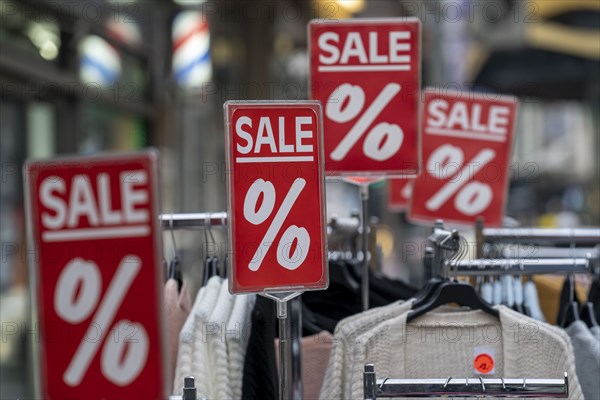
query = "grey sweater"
xmin=566 ymin=321 xmax=600 ymax=400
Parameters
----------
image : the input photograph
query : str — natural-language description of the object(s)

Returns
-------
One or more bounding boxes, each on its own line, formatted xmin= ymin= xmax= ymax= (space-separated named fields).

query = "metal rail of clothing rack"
xmin=480 ymin=227 xmax=600 ymax=246
xmin=448 ymin=257 xmax=591 ymax=276
xmin=363 ymin=364 xmax=569 ymax=399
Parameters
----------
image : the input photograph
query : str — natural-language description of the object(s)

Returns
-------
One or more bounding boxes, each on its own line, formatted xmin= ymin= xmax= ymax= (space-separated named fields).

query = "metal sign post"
xmin=360 ymin=184 xmax=370 ymax=311
xmin=224 ymin=101 xmax=328 ymax=400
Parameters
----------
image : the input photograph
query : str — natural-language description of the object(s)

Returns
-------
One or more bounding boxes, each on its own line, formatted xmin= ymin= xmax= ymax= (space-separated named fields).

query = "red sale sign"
xmin=309 ymin=18 xmax=421 ymax=177
xmin=409 ymin=90 xmax=518 ymax=226
xmin=24 ymin=151 xmax=166 ymax=399
xmin=225 ymin=102 xmax=327 ymax=294
xmin=388 ymin=178 xmax=414 ymax=211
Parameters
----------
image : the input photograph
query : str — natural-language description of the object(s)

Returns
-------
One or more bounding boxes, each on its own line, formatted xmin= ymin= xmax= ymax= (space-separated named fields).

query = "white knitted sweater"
xmin=206 ymin=280 xmax=235 ymax=399
xmin=173 ymin=276 xmax=222 ymax=396
xmin=349 ymin=305 xmax=583 ymax=399
xmin=226 ymin=294 xmax=256 ymax=400
xmin=319 ymin=300 xmax=413 ymax=400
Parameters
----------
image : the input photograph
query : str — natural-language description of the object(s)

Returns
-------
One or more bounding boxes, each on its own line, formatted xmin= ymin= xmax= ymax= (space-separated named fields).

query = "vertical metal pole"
xmin=360 ymin=184 xmax=370 ymax=311
xmin=277 ymin=300 xmax=291 ymax=400
xmin=290 ymin=296 xmax=303 ymax=399
xmin=364 ymin=364 xmax=376 ymax=400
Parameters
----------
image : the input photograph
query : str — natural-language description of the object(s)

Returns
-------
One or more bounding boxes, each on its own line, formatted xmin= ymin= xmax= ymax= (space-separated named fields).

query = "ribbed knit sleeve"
xmin=207 ymin=280 xmax=235 ymax=399
xmin=226 ymin=294 xmax=256 ymax=400
xmin=189 ymin=276 xmax=222 ymax=397
xmin=173 ymin=284 xmax=207 ymax=394
xmin=565 ymin=321 xmax=598 ymax=400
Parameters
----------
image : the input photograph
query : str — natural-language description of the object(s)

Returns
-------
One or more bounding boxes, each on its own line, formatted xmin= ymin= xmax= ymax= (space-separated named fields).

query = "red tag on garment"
xmin=474 ymin=353 xmax=495 ymax=374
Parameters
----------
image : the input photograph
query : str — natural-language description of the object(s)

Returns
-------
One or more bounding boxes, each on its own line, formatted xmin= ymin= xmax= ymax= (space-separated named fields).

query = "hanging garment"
xmin=164 ymin=278 xmax=191 ymax=394
xmin=501 ymin=275 xmax=515 ymax=307
xmin=492 ymin=279 xmax=503 ymax=305
xmin=302 ymin=332 xmax=334 ymax=400
xmin=480 ymin=280 xmax=493 ymax=304
xmin=206 ymin=279 xmax=236 ymax=399
xmin=565 ymin=320 xmax=600 ymax=399
xmin=173 ymin=276 xmax=222 ymax=396
xmin=513 ymin=277 xmax=525 ymax=312
xmin=242 ymin=296 xmax=278 ymax=400
xmin=343 ymin=305 xmax=583 ymax=399
xmin=173 ymin=281 xmax=208 ymax=394
xmin=590 ymin=325 xmax=600 ymax=342
xmin=275 ymin=331 xmax=334 ymax=400
xmin=319 ymin=300 xmax=414 ymax=400
xmin=226 ymin=294 xmax=256 ymax=400
xmin=524 ymin=280 xmax=546 ymax=322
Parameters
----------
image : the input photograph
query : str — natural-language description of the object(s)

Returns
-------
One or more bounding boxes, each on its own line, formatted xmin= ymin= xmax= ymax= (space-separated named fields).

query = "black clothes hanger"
xmin=407 ymin=279 xmax=500 ymax=322
xmin=167 ymin=215 xmax=183 ymax=292
xmin=413 ymin=238 xmax=464 ymax=309
xmin=169 ymin=256 xmax=183 ymax=293
xmin=328 ymin=260 xmax=360 ymax=293
xmin=201 ymin=255 xmax=219 ymax=286
xmin=163 ymin=258 xmax=169 ymax=282
xmin=558 ymin=274 xmax=582 ymax=326
xmin=201 ymin=213 xmax=219 ymax=286
xmin=587 ymin=274 xmax=600 ymax=322
xmin=223 ymin=254 xmax=229 ymax=279
xmin=560 ymin=301 xmax=581 ymax=327
xmin=580 ymin=302 xmax=599 ymax=328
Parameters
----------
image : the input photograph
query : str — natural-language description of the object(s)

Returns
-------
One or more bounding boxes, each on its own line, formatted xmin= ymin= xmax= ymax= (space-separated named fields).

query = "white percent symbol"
xmin=425 ymin=144 xmax=496 ymax=216
xmin=55 ymin=256 xmax=148 ymax=387
xmin=244 ymin=177 xmax=309 ymax=271
xmin=327 ymin=83 xmax=403 ymax=162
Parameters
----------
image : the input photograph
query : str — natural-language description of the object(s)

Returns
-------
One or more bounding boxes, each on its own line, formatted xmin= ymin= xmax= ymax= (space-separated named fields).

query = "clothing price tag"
xmin=309 ymin=18 xmax=421 ymax=177
xmin=473 ymin=347 xmax=496 ymax=375
xmin=25 ymin=151 xmax=166 ymax=399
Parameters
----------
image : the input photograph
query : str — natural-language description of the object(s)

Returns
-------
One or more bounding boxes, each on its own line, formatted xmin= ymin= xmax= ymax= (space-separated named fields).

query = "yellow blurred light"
xmin=337 ymin=0 xmax=365 ymax=14
xmin=376 ymin=226 xmax=394 ymax=258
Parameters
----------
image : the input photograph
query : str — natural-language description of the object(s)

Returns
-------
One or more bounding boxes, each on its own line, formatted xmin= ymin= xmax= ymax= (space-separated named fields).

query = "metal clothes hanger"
xmin=221 ymin=214 xmax=228 ymax=279
xmin=168 ymin=213 xmax=183 ymax=293
xmin=201 ymin=213 xmax=219 ymax=285
xmin=560 ymin=238 xmax=582 ymax=327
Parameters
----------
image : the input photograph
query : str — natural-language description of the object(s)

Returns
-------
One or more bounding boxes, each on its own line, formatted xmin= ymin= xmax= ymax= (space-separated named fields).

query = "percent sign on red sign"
xmin=225 ymin=102 xmax=327 ymax=293
xmin=309 ymin=18 xmax=421 ymax=176
xmin=25 ymin=152 xmax=165 ymax=399
xmin=409 ymin=90 xmax=518 ymax=226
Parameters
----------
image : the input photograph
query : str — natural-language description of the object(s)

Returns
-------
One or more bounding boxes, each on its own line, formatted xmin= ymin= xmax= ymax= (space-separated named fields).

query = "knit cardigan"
xmin=173 ymin=276 xmax=222 ymax=396
xmin=226 ymin=294 xmax=256 ymax=400
xmin=349 ymin=305 xmax=583 ymax=399
xmin=319 ymin=300 xmax=412 ymax=400
xmin=207 ymin=280 xmax=235 ymax=399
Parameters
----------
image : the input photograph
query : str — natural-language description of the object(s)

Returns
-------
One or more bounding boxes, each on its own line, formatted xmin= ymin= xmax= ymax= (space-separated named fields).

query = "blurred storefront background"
xmin=1 ymin=0 xmax=598 ymax=397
